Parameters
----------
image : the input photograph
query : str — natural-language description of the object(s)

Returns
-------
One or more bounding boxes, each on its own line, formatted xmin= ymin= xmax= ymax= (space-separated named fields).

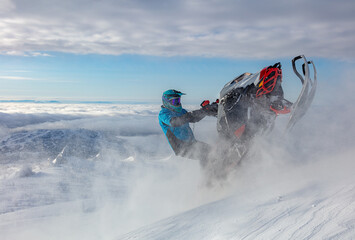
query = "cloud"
xmin=0 ymin=75 xmax=73 ymax=83
xmin=0 ymin=50 xmax=52 ymax=57
xmin=0 ymin=102 xmax=160 ymax=116
xmin=0 ymin=0 xmax=15 ymax=13
xmin=0 ymin=0 xmax=354 ymax=59
xmin=0 ymin=76 xmax=36 ymax=80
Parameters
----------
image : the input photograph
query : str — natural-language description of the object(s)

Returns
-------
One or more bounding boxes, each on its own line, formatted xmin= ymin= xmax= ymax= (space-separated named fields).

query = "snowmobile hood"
xmin=219 ymin=71 xmax=262 ymax=100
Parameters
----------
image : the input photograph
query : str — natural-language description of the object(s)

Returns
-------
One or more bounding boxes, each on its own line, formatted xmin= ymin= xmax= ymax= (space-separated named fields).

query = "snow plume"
xmin=0 ymin=103 xmax=228 ymax=239
xmin=198 ymin=66 xmax=355 ymax=188
xmin=1 ymin=71 xmax=355 ymax=240
xmin=117 ymin=76 xmax=355 ymax=239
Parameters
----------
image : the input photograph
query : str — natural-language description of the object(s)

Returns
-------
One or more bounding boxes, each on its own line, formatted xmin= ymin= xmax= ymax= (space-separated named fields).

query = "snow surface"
xmin=0 ymin=101 xmax=354 ymax=240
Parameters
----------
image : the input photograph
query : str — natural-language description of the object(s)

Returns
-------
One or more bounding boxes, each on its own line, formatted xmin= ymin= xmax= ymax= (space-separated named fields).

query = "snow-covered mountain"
xmin=0 ymin=102 xmax=354 ymax=240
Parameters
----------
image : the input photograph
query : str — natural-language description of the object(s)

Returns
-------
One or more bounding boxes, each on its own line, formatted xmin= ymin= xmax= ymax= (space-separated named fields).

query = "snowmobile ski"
xmin=286 ymin=55 xmax=317 ymax=131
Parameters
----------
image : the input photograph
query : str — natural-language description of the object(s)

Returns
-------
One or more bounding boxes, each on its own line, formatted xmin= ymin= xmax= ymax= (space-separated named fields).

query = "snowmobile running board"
xmin=286 ymin=55 xmax=317 ymax=131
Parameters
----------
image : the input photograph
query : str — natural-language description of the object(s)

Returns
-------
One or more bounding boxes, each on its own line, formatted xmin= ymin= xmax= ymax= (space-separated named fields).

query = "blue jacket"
xmin=159 ymin=106 xmax=195 ymax=143
xmin=159 ymin=105 xmax=208 ymax=155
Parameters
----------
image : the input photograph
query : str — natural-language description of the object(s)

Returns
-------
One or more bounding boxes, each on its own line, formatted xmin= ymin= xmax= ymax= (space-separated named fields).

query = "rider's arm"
xmin=170 ymin=109 xmax=207 ymax=127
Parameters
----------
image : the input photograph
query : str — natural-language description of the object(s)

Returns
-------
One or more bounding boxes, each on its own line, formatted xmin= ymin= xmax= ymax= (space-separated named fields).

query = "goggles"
xmin=169 ymin=97 xmax=181 ymax=106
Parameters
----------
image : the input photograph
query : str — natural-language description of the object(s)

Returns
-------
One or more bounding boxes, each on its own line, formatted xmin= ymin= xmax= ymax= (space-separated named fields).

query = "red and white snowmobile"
xmin=216 ymin=55 xmax=317 ymax=161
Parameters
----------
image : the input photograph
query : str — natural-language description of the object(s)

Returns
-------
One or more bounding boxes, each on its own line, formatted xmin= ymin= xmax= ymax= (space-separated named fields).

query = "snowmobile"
xmin=216 ymin=55 xmax=317 ymax=161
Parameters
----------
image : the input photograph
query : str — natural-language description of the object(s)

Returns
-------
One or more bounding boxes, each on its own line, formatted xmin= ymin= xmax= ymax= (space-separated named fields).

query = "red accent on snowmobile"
xmin=256 ymin=67 xmax=282 ymax=98
xmin=270 ymin=106 xmax=291 ymax=115
xmin=201 ymin=100 xmax=210 ymax=107
xmin=234 ymin=124 xmax=246 ymax=138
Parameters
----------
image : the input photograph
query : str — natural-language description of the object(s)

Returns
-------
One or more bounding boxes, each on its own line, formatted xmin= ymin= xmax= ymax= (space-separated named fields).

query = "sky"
xmin=0 ymin=0 xmax=354 ymax=103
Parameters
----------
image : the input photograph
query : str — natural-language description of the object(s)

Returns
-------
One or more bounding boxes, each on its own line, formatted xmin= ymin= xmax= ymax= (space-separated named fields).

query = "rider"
xmin=158 ymin=89 xmax=218 ymax=165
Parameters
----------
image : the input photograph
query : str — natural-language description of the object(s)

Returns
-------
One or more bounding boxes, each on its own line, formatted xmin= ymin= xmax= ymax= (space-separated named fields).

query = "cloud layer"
xmin=1 ymin=0 xmax=354 ymax=59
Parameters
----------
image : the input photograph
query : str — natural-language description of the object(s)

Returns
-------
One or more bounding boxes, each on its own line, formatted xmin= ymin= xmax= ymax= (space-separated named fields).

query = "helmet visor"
xmin=169 ymin=97 xmax=181 ymax=106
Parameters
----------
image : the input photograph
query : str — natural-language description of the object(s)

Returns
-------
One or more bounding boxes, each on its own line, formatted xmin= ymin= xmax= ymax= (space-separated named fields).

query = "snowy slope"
xmin=118 ymin=185 xmax=355 ymax=240
xmin=118 ymin=152 xmax=355 ymax=240
xmin=0 ymin=101 xmax=354 ymax=240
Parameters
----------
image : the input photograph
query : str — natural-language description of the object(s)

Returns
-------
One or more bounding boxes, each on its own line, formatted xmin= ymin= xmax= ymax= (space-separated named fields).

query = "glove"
xmin=200 ymin=99 xmax=218 ymax=117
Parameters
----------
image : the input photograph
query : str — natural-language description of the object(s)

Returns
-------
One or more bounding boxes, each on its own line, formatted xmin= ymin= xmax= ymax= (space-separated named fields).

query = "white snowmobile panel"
xmin=219 ymin=72 xmax=261 ymax=100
